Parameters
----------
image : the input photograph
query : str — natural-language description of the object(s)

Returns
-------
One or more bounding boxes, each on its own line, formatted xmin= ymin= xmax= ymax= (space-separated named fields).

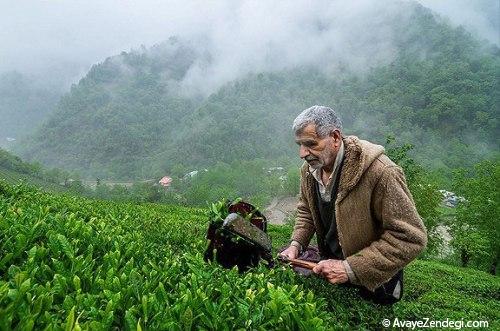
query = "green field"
xmin=0 ymin=166 xmax=69 ymax=193
xmin=1 ymin=180 xmax=498 ymax=330
xmin=0 ymin=148 xmax=71 ymax=194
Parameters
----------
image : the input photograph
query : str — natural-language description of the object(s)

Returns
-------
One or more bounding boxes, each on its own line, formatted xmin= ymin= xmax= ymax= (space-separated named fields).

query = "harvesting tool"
xmin=222 ymin=213 xmax=317 ymax=270
xmin=221 ymin=213 xmax=272 ymax=252
xmin=204 ymin=199 xmax=317 ymax=272
xmin=277 ymin=255 xmax=318 ymax=270
xmin=204 ymin=200 xmax=274 ymax=271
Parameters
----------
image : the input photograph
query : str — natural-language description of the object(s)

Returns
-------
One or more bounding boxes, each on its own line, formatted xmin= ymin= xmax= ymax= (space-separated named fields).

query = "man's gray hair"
xmin=292 ymin=105 xmax=343 ymax=137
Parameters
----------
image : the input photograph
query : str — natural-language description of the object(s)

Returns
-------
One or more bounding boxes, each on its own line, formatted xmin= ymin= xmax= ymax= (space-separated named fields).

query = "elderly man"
xmin=279 ymin=105 xmax=427 ymax=304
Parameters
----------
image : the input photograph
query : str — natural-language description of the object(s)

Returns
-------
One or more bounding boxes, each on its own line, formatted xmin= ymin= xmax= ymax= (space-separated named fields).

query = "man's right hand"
xmin=278 ymin=245 xmax=299 ymax=260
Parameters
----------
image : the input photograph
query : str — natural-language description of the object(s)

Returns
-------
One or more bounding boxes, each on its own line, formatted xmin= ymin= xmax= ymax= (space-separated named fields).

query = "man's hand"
xmin=278 ymin=245 xmax=299 ymax=260
xmin=312 ymin=259 xmax=349 ymax=284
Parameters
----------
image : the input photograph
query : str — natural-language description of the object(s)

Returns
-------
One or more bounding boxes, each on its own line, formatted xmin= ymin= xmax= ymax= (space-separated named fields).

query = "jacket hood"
xmin=337 ymin=135 xmax=385 ymax=202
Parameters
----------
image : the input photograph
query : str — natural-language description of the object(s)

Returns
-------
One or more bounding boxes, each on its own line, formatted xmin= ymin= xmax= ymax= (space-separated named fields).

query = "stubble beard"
xmin=305 ymin=157 xmax=324 ymax=170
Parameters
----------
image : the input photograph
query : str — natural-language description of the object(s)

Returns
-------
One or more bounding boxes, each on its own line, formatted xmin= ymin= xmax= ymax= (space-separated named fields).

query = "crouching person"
xmin=279 ymin=105 xmax=427 ymax=305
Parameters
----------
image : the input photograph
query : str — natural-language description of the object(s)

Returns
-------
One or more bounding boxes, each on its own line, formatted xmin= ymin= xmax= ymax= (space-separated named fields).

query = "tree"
xmin=451 ymin=160 xmax=500 ymax=273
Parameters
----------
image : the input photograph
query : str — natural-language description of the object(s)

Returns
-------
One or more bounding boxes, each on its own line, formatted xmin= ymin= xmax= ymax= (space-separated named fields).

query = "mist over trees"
xmin=14 ymin=4 xmax=499 ymax=180
xmin=0 ymin=71 xmax=62 ymax=147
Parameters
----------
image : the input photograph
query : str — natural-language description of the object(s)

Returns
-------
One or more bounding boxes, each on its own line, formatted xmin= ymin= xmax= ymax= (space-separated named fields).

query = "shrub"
xmin=1 ymin=180 xmax=498 ymax=329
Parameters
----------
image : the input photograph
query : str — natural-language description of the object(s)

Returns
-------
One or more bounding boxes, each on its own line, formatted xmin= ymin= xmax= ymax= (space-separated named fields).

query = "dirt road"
xmin=263 ymin=196 xmax=298 ymax=225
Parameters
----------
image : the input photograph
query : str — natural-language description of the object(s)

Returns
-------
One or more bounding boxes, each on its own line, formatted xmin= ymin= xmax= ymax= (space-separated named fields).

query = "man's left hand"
xmin=312 ymin=259 xmax=349 ymax=284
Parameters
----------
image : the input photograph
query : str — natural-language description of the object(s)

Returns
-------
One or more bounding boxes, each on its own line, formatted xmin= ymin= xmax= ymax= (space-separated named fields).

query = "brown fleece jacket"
xmin=291 ymin=135 xmax=427 ymax=291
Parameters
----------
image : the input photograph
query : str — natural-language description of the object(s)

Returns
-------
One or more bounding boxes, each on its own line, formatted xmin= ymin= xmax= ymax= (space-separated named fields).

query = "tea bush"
xmin=1 ymin=181 xmax=498 ymax=330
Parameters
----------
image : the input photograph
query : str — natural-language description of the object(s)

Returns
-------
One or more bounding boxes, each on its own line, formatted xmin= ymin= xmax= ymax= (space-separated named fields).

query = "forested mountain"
xmin=18 ymin=38 xmax=202 ymax=178
xmin=0 ymin=71 xmax=61 ymax=148
xmin=18 ymin=3 xmax=499 ymax=179
xmin=167 ymin=5 xmax=499 ymax=173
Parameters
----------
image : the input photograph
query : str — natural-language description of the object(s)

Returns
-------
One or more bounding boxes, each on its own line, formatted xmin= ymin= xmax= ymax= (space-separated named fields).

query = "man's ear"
xmin=329 ymin=129 xmax=342 ymax=144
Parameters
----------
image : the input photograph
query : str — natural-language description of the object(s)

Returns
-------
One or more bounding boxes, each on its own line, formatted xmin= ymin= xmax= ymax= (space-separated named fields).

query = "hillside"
xmin=0 ymin=148 xmax=77 ymax=193
xmin=0 ymin=71 xmax=61 ymax=148
xmin=17 ymin=2 xmax=500 ymax=179
xmin=17 ymin=38 xmax=201 ymax=179
xmin=154 ymin=4 xmax=500 ymax=173
xmin=0 ymin=167 xmax=68 ymax=193
xmin=0 ymin=181 xmax=498 ymax=329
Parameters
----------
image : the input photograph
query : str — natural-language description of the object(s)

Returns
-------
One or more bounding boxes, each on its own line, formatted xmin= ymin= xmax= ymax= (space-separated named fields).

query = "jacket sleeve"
xmin=290 ymin=172 xmax=316 ymax=248
xmin=345 ymin=165 xmax=427 ymax=291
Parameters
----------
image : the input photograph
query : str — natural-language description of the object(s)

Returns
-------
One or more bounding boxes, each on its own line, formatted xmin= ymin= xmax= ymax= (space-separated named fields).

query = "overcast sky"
xmin=0 ymin=0 xmax=498 ymax=90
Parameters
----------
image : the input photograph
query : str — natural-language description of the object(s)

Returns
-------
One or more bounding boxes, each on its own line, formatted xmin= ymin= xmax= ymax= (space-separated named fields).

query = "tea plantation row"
xmin=0 ymin=180 xmax=498 ymax=330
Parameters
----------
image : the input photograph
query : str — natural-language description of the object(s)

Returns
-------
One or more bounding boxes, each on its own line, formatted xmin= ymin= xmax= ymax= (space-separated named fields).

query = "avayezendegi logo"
xmin=382 ymin=317 xmax=489 ymax=329
xmin=381 ymin=319 xmax=391 ymax=327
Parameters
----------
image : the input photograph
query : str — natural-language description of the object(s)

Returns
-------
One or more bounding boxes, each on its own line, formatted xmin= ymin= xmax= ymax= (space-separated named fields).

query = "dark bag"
xmin=204 ymin=200 xmax=273 ymax=272
xmin=359 ymin=269 xmax=403 ymax=305
xmin=278 ymin=245 xmax=321 ymax=276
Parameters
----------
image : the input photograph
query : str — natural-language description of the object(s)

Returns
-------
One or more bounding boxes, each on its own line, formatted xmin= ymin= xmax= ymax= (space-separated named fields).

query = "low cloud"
xmin=416 ymin=0 xmax=499 ymax=46
xmin=0 ymin=0 xmax=497 ymax=93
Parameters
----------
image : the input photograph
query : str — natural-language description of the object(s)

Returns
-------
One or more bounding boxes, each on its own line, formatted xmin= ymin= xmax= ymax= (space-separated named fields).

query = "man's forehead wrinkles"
xmin=296 ymin=130 xmax=319 ymax=140
xmin=303 ymin=123 xmax=318 ymax=134
xmin=296 ymin=138 xmax=317 ymax=144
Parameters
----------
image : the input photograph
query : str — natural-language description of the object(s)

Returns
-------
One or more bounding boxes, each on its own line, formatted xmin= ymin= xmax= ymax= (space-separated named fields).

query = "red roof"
xmin=159 ymin=176 xmax=172 ymax=187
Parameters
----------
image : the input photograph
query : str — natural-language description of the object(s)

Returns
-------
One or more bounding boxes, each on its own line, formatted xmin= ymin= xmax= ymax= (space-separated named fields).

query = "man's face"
xmin=295 ymin=123 xmax=340 ymax=171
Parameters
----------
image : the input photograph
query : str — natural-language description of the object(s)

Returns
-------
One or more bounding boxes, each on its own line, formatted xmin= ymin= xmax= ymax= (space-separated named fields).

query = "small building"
xmin=183 ymin=170 xmax=199 ymax=180
xmin=159 ymin=176 xmax=173 ymax=187
xmin=438 ymin=190 xmax=466 ymax=208
xmin=182 ymin=169 xmax=208 ymax=180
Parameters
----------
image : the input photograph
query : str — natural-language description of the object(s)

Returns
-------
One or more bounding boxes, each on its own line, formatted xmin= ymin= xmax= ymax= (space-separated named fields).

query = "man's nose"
xmin=299 ymin=145 xmax=309 ymax=159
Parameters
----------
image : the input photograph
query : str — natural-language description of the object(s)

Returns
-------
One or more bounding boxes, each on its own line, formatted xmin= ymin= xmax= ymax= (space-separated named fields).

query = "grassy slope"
xmin=1 ymin=181 xmax=498 ymax=330
xmin=0 ymin=166 xmax=69 ymax=193
xmin=0 ymin=148 xmax=70 ymax=193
